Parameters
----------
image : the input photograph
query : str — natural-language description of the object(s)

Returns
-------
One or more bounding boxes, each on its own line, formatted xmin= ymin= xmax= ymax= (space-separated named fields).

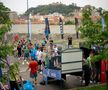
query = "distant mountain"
xmin=24 ymin=2 xmax=80 ymax=16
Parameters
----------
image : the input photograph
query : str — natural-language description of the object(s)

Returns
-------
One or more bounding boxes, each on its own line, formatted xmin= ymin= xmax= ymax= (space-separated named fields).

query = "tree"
xmin=103 ymin=11 xmax=108 ymax=30
xmin=79 ymin=5 xmax=108 ymax=87
xmin=0 ymin=2 xmax=13 ymax=84
xmin=24 ymin=3 xmax=80 ymax=16
xmin=79 ymin=5 xmax=108 ymax=58
xmin=79 ymin=5 xmax=102 ymax=48
xmin=0 ymin=3 xmax=23 ymax=90
xmin=0 ymin=2 xmax=12 ymax=58
xmin=0 ymin=2 xmax=12 ymax=44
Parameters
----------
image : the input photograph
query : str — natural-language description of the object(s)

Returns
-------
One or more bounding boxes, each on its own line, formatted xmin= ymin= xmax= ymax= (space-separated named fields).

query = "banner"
xmin=44 ymin=18 xmax=50 ymax=40
xmin=45 ymin=18 xmax=50 ymax=34
xmin=43 ymin=55 xmax=61 ymax=84
xmin=45 ymin=18 xmax=49 ymax=25
xmin=43 ymin=69 xmax=61 ymax=79
xmin=75 ymin=18 xmax=79 ymax=39
xmin=29 ymin=19 xmax=32 ymax=40
xmin=102 ymin=17 xmax=105 ymax=31
xmin=59 ymin=17 xmax=64 ymax=39
xmin=75 ymin=18 xmax=79 ymax=26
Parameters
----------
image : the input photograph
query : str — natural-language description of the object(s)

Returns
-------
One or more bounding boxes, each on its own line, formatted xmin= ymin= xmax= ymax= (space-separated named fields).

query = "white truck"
xmin=42 ymin=48 xmax=83 ymax=83
xmin=61 ymin=48 xmax=83 ymax=79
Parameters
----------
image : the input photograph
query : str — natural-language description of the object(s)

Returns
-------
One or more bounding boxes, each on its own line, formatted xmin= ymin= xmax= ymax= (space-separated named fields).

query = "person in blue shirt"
xmin=35 ymin=39 xmax=39 ymax=50
xmin=30 ymin=45 xmax=37 ymax=61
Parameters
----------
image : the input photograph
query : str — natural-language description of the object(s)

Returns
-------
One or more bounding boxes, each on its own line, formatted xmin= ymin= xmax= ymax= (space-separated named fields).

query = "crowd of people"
xmin=13 ymin=34 xmax=60 ymax=67
xmin=12 ymin=34 xmax=61 ymax=87
xmin=13 ymin=34 xmax=100 ymax=87
xmin=1 ymin=33 xmax=101 ymax=90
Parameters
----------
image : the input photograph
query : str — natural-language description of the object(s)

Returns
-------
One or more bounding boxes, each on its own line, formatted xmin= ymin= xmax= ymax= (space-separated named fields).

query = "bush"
xmin=76 ymin=84 xmax=106 ymax=90
xmin=64 ymin=20 xmax=74 ymax=25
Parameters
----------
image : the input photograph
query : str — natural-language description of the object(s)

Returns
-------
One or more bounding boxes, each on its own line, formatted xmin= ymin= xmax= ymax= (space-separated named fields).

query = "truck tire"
xmin=62 ymin=74 xmax=66 ymax=80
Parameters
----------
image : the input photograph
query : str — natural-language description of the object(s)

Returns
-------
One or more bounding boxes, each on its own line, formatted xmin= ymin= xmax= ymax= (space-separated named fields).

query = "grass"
xmin=69 ymin=84 xmax=107 ymax=90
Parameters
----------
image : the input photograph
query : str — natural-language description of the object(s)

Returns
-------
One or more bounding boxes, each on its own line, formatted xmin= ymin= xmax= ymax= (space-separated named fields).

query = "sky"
xmin=0 ymin=0 xmax=108 ymax=14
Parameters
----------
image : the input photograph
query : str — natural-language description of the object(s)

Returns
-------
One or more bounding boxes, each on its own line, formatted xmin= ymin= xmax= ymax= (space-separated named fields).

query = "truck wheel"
xmin=62 ymin=74 xmax=66 ymax=80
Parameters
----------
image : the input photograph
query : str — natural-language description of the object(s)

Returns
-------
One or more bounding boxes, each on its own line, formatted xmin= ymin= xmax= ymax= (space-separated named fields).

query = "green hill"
xmin=25 ymin=2 xmax=80 ymax=16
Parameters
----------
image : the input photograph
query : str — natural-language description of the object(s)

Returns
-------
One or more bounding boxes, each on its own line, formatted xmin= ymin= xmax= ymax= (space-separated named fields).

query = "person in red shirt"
xmin=26 ymin=58 xmax=38 ymax=84
xmin=14 ymin=34 xmax=19 ymax=42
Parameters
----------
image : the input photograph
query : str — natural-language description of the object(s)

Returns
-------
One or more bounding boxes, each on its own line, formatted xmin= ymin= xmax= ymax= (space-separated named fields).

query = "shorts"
xmin=24 ymin=53 xmax=29 ymax=58
xmin=30 ymin=72 xmax=37 ymax=79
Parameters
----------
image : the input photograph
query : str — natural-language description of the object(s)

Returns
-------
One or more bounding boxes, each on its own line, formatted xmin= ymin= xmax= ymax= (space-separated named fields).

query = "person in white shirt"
xmin=53 ymin=45 xmax=58 ymax=56
xmin=53 ymin=45 xmax=59 ymax=68
xmin=36 ymin=48 xmax=42 ymax=71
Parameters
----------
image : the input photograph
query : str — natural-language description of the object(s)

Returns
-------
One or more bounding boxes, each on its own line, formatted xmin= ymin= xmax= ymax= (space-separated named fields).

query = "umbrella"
xmin=45 ymin=18 xmax=49 ymax=25
xmin=101 ymin=16 xmax=105 ymax=31
xmin=75 ymin=17 xmax=79 ymax=39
